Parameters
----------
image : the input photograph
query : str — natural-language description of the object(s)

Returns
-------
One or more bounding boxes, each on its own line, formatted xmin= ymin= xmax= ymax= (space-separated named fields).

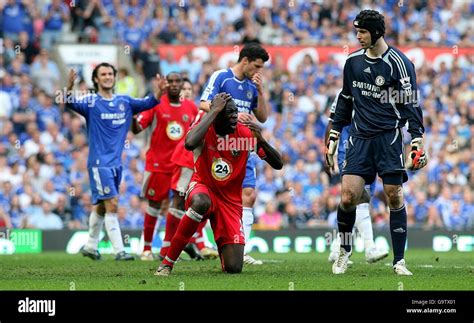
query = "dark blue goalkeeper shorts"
xmin=341 ymin=128 xmax=408 ymax=186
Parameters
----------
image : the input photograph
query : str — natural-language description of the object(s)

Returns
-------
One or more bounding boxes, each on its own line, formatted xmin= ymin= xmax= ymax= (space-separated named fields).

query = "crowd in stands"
xmin=2 ymin=0 xmax=471 ymax=48
xmin=0 ymin=0 xmax=472 ymax=232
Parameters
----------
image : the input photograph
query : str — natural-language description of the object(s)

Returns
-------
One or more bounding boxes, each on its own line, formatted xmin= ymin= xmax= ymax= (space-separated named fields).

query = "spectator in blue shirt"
xmin=35 ymin=91 xmax=61 ymax=132
xmin=71 ymin=194 xmax=92 ymax=229
xmin=413 ymin=191 xmax=430 ymax=224
xmin=41 ymin=0 xmax=70 ymax=49
xmin=120 ymin=15 xmax=147 ymax=51
xmin=442 ymin=200 xmax=469 ymax=230
xmin=303 ymin=171 xmax=324 ymax=202
xmin=51 ymin=162 xmax=70 ymax=194
xmin=2 ymin=0 xmax=29 ymax=42
xmin=30 ymin=49 xmax=60 ymax=96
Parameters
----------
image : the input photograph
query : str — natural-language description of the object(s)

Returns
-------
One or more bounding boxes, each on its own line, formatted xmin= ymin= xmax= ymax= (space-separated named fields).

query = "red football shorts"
xmin=141 ymin=171 xmax=172 ymax=202
xmin=170 ymin=165 xmax=194 ymax=194
xmin=184 ymin=181 xmax=245 ymax=250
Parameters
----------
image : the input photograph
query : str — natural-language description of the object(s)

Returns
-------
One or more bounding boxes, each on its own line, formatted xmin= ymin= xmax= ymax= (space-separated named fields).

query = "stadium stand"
xmin=0 ymin=0 xmax=472 ymax=233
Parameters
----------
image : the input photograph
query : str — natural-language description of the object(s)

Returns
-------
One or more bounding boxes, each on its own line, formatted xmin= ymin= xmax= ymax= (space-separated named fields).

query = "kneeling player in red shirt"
xmin=154 ymin=93 xmax=283 ymax=275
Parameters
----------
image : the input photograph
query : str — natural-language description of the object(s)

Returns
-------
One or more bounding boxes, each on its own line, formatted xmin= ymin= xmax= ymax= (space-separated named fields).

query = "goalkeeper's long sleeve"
xmin=396 ymin=60 xmax=425 ymax=139
xmin=331 ymin=64 xmax=353 ymax=133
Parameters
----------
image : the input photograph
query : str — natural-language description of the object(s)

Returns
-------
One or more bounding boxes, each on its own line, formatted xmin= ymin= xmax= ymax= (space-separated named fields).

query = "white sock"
xmin=354 ymin=203 xmax=375 ymax=251
xmin=104 ymin=213 xmax=125 ymax=254
xmin=331 ymin=234 xmax=341 ymax=253
xmin=243 ymin=207 xmax=254 ymax=253
xmin=85 ymin=211 xmax=104 ymax=251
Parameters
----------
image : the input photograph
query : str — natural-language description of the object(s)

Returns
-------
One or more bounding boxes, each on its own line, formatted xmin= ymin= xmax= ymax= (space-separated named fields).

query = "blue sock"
xmin=390 ymin=205 xmax=407 ymax=265
xmin=337 ymin=205 xmax=356 ymax=253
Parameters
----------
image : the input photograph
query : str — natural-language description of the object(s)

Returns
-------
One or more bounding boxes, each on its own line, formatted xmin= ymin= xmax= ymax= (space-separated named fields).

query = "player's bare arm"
xmin=243 ymin=121 xmax=283 ymax=170
xmin=130 ymin=74 xmax=168 ymax=135
xmin=153 ymin=73 xmax=169 ymax=101
xmin=237 ymin=112 xmax=256 ymax=123
xmin=67 ymin=69 xmax=76 ymax=92
xmin=64 ymin=69 xmax=77 ymax=111
xmin=199 ymin=100 xmax=211 ymax=112
xmin=131 ymin=115 xmax=142 ymax=134
xmin=236 ymin=73 xmax=264 ymax=122
xmin=185 ymin=93 xmax=232 ymax=151
xmin=252 ymin=72 xmax=268 ymax=122
xmin=64 ymin=68 xmax=84 ymax=114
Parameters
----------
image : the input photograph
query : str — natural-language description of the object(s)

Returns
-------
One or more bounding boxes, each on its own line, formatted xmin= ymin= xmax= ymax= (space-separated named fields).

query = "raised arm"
xmin=66 ymin=68 xmax=76 ymax=93
xmin=129 ymin=74 xmax=168 ymax=114
xmin=152 ymin=74 xmax=168 ymax=102
xmin=252 ymin=72 xmax=268 ymax=123
xmin=64 ymin=69 xmax=89 ymax=117
xmin=185 ymin=93 xmax=232 ymax=151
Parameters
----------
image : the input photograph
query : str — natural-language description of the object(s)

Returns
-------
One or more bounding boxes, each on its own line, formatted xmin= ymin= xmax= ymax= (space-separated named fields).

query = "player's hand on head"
xmin=405 ymin=137 xmax=428 ymax=171
xmin=243 ymin=121 xmax=264 ymax=142
xmin=210 ymin=92 xmax=232 ymax=113
xmin=325 ymin=129 xmax=340 ymax=171
xmin=238 ymin=112 xmax=255 ymax=123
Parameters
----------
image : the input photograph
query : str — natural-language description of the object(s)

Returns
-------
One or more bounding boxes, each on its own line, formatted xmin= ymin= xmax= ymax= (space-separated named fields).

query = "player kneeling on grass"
xmin=155 ymin=93 xmax=283 ymax=276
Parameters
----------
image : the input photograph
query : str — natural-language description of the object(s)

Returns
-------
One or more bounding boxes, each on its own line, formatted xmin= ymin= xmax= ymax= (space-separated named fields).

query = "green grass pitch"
xmin=0 ymin=250 xmax=472 ymax=291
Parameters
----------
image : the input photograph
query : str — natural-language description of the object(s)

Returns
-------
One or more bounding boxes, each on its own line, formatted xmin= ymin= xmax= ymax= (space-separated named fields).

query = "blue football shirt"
xmin=67 ymin=93 xmax=158 ymax=168
xmin=200 ymin=68 xmax=258 ymax=114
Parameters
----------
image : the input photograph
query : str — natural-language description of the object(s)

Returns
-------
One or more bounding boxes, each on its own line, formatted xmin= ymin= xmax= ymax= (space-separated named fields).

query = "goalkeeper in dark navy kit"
xmin=325 ymin=10 xmax=427 ymax=275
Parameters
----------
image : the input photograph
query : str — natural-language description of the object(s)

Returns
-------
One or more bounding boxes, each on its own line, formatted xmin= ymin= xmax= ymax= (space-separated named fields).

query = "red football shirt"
xmin=191 ymin=122 xmax=259 ymax=206
xmin=171 ymin=110 xmax=206 ymax=168
xmin=137 ymin=94 xmax=198 ymax=173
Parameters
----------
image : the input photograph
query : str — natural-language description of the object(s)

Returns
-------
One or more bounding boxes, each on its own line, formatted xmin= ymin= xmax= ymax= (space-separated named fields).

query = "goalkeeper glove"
xmin=405 ymin=137 xmax=428 ymax=170
xmin=325 ymin=129 xmax=340 ymax=169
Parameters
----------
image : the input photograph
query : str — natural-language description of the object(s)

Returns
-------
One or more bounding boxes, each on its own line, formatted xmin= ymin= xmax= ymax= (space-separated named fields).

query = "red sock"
xmin=159 ymin=212 xmax=182 ymax=258
xmin=194 ymin=221 xmax=207 ymax=250
xmin=162 ymin=214 xmax=200 ymax=267
xmin=143 ymin=213 xmax=158 ymax=252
